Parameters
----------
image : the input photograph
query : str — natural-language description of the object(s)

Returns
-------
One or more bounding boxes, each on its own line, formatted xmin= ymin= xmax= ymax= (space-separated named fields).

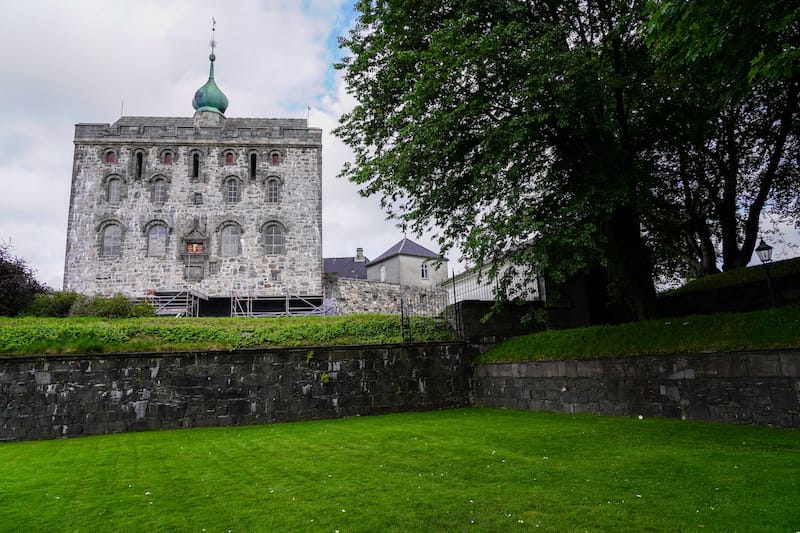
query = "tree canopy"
xmin=0 ymin=242 xmax=46 ymax=316
xmin=335 ymin=0 xmax=799 ymax=320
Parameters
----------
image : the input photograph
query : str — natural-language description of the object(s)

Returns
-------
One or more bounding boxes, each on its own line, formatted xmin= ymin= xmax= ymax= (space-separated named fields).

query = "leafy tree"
xmin=0 ymin=242 xmax=46 ymax=316
xmin=645 ymin=0 xmax=800 ymax=275
xmin=336 ymin=0 xmax=662 ymax=319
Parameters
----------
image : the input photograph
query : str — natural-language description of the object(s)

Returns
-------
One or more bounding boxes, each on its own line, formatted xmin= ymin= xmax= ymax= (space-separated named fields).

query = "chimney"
xmin=355 ymin=247 xmax=365 ymax=262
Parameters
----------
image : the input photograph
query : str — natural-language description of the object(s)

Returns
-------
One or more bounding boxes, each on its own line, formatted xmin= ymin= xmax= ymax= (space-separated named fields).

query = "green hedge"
xmin=0 ymin=314 xmax=455 ymax=356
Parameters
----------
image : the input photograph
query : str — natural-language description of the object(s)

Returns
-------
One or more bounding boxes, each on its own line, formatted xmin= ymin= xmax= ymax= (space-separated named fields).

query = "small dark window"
xmin=271 ymin=153 xmax=279 ymax=165
xmin=192 ymin=153 xmax=200 ymax=178
xmin=270 ymin=270 xmax=281 ymax=282
xmin=225 ymin=152 xmax=234 ymax=165
xmin=421 ymin=263 xmax=429 ymax=279
xmin=193 ymin=193 xmax=203 ymax=205
xmin=163 ymin=152 xmax=173 ymax=164
xmin=105 ymin=151 xmax=116 ymax=163
xmin=249 ymin=154 xmax=257 ymax=178
xmin=135 ymin=153 xmax=143 ymax=178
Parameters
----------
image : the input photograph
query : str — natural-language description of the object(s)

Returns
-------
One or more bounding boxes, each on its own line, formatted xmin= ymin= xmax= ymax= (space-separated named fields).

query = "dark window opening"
xmin=192 ymin=153 xmax=200 ymax=178
xmin=164 ymin=152 xmax=173 ymax=164
xmin=135 ymin=153 xmax=143 ymax=178
xmin=225 ymin=153 xmax=234 ymax=165
xmin=271 ymin=153 xmax=279 ymax=165
xmin=249 ymin=153 xmax=257 ymax=178
xmin=105 ymin=151 xmax=116 ymax=163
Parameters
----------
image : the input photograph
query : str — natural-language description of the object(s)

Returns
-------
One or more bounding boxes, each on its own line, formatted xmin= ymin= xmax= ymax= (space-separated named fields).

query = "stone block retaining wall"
xmin=472 ymin=350 xmax=800 ymax=428
xmin=0 ymin=343 xmax=472 ymax=442
xmin=3 ymin=346 xmax=798 ymax=441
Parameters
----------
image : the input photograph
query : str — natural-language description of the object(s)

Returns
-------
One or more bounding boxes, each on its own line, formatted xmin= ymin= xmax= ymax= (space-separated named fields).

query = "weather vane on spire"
xmin=210 ymin=17 xmax=217 ymax=55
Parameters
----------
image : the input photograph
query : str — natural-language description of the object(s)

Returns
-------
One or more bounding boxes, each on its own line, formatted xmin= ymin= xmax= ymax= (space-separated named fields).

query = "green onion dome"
xmin=192 ymin=53 xmax=229 ymax=114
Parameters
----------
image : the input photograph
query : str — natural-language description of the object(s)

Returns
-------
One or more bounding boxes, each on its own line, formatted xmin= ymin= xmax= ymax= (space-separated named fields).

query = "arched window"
xmin=101 ymin=224 xmax=122 ymax=257
xmin=107 ymin=177 xmax=121 ymax=205
xmin=249 ymin=153 xmax=257 ymax=178
xmin=163 ymin=151 xmax=173 ymax=164
xmin=225 ymin=178 xmax=240 ymax=203
xmin=220 ymin=225 xmax=241 ymax=256
xmin=421 ymin=263 xmax=429 ymax=280
xmin=271 ymin=152 xmax=280 ymax=165
xmin=147 ymin=225 xmax=168 ymax=257
xmin=191 ymin=153 xmax=200 ymax=178
xmin=379 ymin=265 xmax=387 ymax=282
xmin=266 ymin=178 xmax=280 ymax=203
xmin=104 ymin=150 xmax=116 ymax=163
xmin=135 ymin=152 xmax=143 ymax=178
xmin=263 ymin=223 xmax=285 ymax=255
xmin=225 ymin=152 xmax=234 ymax=165
xmin=152 ymin=178 xmax=168 ymax=203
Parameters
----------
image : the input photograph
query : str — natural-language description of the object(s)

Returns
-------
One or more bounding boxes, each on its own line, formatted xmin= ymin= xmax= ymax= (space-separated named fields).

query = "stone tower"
xmin=63 ymin=40 xmax=323 ymax=315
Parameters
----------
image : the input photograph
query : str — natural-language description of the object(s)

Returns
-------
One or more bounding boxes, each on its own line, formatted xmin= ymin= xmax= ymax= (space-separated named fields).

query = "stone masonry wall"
xmin=0 ymin=343 xmax=473 ymax=442
xmin=472 ymin=350 xmax=800 ymax=428
xmin=64 ymin=116 xmax=322 ymax=298
xmin=324 ymin=275 xmax=448 ymax=315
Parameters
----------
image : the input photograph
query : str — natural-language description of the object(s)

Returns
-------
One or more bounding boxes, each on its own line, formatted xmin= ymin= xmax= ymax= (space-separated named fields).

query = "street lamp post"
xmin=755 ymin=239 xmax=776 ymax=308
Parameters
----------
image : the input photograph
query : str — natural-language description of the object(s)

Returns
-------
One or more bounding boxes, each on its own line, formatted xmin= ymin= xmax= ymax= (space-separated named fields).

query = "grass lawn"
xmin=0 ymin=408 xmax=797 ymax=532
xmin=0 ymin=314 xmax=452 ymax=356
xmin=481 ymin=305 xmax=800 ymax=362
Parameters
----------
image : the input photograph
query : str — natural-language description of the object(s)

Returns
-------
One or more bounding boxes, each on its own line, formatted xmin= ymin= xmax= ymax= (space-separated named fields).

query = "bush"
xmin=27 ymin=291 xmax=83 ymax=317
xmin=69 ymin=294 xmax=155 ymax=318
xmin=0 ymin=243 xmax=46 ymax=316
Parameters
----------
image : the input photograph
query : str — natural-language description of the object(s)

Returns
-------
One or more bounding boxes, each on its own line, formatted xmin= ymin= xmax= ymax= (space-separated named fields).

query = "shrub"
xmin=27 ymin=291 xmax=83 ymax=317
xmin=0 ymin=243 xmax=46 ymax=316
xmin=69 ymin=294 xmax=155 ymax=318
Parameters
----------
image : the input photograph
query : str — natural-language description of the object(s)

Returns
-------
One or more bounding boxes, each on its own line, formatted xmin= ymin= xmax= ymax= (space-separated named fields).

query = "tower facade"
xmin=63 ymin=50 xmax=323 ymax=312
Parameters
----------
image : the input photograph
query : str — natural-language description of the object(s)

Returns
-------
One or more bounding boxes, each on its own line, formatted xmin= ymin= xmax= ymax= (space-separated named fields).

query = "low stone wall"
xmin=0 ymin=343 xmax=473 ymax=442
xmin=472 ymin=350 xmax=800 ymax=428
xmin=323 ymin=275 xmax=447 ymax=315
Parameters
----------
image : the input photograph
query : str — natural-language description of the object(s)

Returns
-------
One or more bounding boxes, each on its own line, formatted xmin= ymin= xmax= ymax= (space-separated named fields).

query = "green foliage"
xmin=68 ymin=294 xmax=155 ymax=319
xmin=27 ymin=291 xmax=83 ymax=317
xmin=0 ymin=409 xmax=798 ymax=531
xmin=0 ymin=242 xmax=46 ymax=316
xmin=0 ymin=314 xmax=451 ymax=356
xmin=336 ymin=0 xmax=660 ymax=319
xmin=337 ymin=1 xmax=799 ymax=310
xmin=481 ymin=305 xmax=800 ymax=362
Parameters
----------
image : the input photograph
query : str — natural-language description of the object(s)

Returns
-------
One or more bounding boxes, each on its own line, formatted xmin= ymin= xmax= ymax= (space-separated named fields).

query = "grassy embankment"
xmin=0 ymin=408 xmax=798 ymax=532
xmin=481 ymin=305 xmax=800 ymax=362
xmin=0 ymin=314 xmax=453 ymax=356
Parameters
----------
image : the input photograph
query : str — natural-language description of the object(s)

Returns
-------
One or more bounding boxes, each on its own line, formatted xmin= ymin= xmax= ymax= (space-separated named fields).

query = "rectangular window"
xmin=193 ymin=193 xmax=203 ymax=205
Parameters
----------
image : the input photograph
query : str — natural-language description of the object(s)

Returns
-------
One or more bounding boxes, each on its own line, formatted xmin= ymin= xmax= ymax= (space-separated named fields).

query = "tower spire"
xmin=192 ymin=17 xmax=228 ymax=115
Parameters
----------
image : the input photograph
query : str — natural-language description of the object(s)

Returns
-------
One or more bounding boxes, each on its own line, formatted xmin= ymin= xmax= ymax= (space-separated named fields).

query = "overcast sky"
xmin=0 ymin=0 xmax=463 ymax=290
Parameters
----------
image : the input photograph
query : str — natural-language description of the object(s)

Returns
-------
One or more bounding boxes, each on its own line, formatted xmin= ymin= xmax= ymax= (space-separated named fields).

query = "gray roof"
xmin=323 ymin=257 xmax=369 ymax=279
xmin=368 ymin=237 xmax=441 ymax=266
xmin=110 ymin=116 xmax=310 ymax=128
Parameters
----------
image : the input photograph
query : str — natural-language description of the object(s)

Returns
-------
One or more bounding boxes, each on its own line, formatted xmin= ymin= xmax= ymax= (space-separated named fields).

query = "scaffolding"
xmin=230 ymin=291 xmax=324 ymax=317
xmin=143 ymin=289 xmax=207 ymax=317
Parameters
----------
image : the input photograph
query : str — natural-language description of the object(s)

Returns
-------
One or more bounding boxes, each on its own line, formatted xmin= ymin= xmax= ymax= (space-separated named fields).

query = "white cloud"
xmin=0 ymin=0 xmax=463 ymax=292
